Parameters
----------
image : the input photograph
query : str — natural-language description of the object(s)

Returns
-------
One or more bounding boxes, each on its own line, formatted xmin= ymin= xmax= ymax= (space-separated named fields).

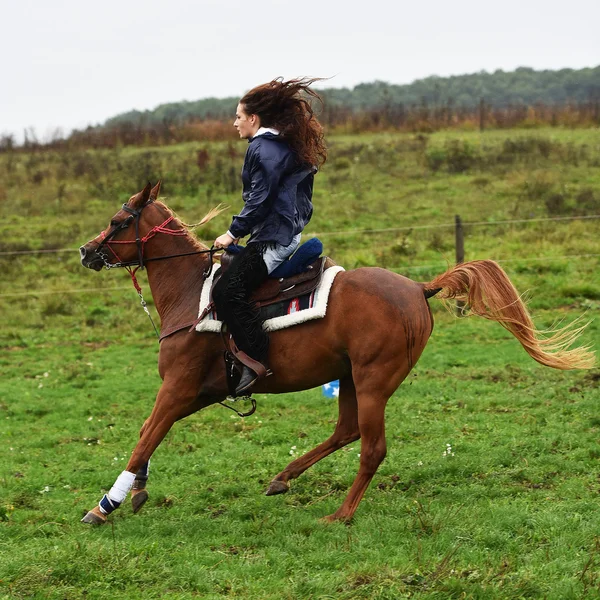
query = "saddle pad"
xmin=196 ymin=266 xmax=345 ymax=333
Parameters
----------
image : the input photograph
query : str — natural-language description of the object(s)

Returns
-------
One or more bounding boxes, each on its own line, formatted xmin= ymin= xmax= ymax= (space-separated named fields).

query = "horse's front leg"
xmin=129 ymin=419 xmax=151 ymax=514
xmin=131 ymin=463 xmax=150 ymax=513
xmin=81 ymin=381 xmax=202 ymax=525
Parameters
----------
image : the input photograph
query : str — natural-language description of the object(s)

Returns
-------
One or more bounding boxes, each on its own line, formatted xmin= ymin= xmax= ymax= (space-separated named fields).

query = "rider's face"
xmin=234 ymin=103 xmax=260 ymax=139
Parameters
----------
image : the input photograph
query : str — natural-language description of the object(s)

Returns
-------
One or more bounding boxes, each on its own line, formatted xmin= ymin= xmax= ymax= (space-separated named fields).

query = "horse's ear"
xmin=140 ymin=182 xmax=152 ymax=205
xmin=150 ymin=180 xmax=161 ymax=202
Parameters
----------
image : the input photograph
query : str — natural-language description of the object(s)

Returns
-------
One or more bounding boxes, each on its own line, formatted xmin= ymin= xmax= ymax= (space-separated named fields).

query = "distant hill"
xmin=104 ymin=66 xmax=600 ymax=128
xmin=105 ymin=96 xmax=239 ymax=128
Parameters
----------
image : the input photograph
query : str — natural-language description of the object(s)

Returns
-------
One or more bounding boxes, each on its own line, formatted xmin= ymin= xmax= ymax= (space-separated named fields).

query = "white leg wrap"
xmin=107 ymin=470 xmax=136 ymax=504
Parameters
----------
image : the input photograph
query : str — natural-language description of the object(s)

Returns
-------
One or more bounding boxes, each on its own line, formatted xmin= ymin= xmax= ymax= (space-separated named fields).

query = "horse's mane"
xmin=153 ymin=200 xmax=228 ymax=250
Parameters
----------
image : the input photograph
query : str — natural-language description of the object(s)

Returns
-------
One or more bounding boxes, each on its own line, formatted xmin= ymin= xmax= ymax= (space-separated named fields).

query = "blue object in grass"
xmin=322 ymin=380 xmax=339 ymax=398
xmin=223 ymin=238 xmax=323 ymax=279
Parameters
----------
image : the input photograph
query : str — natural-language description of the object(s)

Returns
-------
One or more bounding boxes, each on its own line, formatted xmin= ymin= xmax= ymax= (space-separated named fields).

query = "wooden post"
xmin=479 ymin=97 xmax=485 ymax=132
xmin=455 ymin=215 xmax=465 ymax=315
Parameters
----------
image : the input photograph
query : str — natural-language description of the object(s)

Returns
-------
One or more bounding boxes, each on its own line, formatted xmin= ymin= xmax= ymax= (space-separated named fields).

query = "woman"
xmin=213 ymin=77 xmax=327 ymax=395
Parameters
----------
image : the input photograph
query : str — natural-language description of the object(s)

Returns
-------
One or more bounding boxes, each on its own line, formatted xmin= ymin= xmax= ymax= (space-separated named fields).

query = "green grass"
xmin=1 ymin=318 xmax=599 ymax=599
xmin=1 ymin=128 xmax=599 ymax=598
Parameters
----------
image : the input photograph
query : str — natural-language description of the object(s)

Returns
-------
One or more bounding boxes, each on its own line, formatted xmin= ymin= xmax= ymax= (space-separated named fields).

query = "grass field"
xmin=1 ymin=128 xmax=599 ymax=599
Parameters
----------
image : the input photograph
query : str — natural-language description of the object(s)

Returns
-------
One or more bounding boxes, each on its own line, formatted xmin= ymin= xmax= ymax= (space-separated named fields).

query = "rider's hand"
xmin=214 ymin=232 xmax=236 ymax=249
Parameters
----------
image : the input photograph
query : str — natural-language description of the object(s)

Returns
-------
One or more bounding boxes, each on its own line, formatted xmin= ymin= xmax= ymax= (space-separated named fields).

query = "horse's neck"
xmin=144 ymin=235 xmax=211 ymax=328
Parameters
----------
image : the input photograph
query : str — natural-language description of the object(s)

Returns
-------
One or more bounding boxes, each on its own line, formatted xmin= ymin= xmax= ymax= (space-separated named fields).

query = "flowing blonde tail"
xmin=424 ymin=260 xmax=595 ymax=370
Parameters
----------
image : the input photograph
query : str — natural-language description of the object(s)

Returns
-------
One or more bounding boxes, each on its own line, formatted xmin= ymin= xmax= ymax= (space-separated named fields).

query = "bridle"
xmin=95 ymin=201 xmax=217 ymax=272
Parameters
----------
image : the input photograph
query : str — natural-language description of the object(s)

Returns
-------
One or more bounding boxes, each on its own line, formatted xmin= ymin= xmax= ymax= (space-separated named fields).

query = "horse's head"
xmin=80 ymin=181 xmax=163 ymax=271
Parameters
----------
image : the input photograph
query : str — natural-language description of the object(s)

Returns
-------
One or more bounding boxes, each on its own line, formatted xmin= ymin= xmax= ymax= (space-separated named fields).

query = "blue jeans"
xmin=261 ymin=234 xmax=301 ymax=274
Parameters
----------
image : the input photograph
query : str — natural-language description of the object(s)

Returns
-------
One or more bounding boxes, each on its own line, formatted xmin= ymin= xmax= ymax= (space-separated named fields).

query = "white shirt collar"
xmin=253 ymin=127 xmax=280 ymax=138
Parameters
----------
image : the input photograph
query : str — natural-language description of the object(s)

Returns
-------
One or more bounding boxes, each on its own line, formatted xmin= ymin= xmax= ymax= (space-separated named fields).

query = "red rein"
xmin=98 ymin=215 xmax=188 ymax=293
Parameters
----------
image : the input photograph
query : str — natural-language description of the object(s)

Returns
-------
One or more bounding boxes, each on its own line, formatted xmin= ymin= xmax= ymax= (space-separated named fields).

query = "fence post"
xmin=455 ymin=215 xmax=465 ymax=316
xmin=479 ymin=97 xmax=486 ymax=132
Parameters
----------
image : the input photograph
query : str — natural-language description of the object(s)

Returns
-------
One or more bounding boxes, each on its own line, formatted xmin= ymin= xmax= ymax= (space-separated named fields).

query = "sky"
xmin=2 ymin=0 xmax=599 ymax=142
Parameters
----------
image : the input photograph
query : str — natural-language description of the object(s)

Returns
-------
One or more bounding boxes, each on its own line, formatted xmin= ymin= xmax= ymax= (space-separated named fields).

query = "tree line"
xmin=2 ymin=65 xmax=598 ymax=151
xmin=103 ymin=65 xmax=600 ymax=127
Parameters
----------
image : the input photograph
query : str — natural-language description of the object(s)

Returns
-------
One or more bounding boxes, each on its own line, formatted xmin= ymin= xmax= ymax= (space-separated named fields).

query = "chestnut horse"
xmin=79 ymin=183 xmax=594 ymax=524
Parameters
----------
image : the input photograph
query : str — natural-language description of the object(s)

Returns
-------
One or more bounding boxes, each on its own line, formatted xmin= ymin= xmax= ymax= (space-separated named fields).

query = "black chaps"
xmin=212 ymin=244 xmax=269 ymax=363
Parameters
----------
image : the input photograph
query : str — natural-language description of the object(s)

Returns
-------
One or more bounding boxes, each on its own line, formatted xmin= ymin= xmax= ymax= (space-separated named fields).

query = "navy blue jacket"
xmin=228 ymin=133 xmax=315 ymax=246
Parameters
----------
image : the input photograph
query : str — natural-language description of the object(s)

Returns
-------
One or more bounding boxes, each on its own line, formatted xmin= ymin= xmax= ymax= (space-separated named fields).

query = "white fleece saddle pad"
xmin=196 ymin=265 xmax=345 ymax=333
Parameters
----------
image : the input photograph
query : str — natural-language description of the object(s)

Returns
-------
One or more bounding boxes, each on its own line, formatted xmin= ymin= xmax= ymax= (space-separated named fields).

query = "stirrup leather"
xmin=221 ymin=325 xmax=271 ymax=397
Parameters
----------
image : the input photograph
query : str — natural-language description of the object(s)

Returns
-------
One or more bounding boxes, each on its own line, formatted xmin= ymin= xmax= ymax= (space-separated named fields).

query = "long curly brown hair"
xmin=240 ymin=77 xmax=327 ymax=167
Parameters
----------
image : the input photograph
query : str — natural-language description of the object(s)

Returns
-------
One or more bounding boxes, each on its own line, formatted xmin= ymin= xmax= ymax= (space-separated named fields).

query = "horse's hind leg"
xmin=323 ymin=365 xmax=408 ymax=523
xmin=265 ymin=376 xmax=360 ymax=495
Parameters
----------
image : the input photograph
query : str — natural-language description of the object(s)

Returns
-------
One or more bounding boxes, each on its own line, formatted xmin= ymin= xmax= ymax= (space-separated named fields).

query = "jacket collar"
xmin=249 ymin=127 xmax=280 ymax=142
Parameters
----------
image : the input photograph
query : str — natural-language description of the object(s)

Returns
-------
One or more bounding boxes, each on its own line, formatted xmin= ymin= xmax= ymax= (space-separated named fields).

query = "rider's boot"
xmin=234 ymin=351 xmax=270 ymax=396
xmin=236 ymin=365 xmax=261 ymax=395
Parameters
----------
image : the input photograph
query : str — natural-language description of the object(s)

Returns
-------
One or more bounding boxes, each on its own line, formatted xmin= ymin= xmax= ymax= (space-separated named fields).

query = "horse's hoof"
xmin=320 ymin=514 xmax=337 ymax=524
xmin=81 ymin=507 xmax=107 ymax=525
xmin=320 ymin=513 xmax=351 ymax=525
xmin=131 ymin=489 xmax=149 ymax=514
xmin=265 ymin=480 xmax=289 ymax=496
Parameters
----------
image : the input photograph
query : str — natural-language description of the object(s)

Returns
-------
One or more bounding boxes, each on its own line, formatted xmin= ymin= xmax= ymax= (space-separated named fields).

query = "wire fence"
xmin=1 ymin=253 xmax=598 ymax=298
xmin=1 ymin=214 xmax=599 ymax=257
xmin=397 ymin=253 xmax=600 ymax=271
xmin=0 ymin=286 xmax=131 ymax=298
xmin=308 ymin=214 xmax=600 ymax=237
xmin=1 ymin=212 xmax=598 ymax=298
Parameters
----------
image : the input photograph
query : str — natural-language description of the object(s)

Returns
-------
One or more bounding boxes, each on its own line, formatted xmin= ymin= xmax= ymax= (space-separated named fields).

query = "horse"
xmin=78 ymin=182 xmax=595 ymax=525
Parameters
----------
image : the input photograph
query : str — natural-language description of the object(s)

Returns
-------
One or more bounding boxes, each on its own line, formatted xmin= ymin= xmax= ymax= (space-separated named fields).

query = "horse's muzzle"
xmin=80 ymin=244 xmax=104 ymax=271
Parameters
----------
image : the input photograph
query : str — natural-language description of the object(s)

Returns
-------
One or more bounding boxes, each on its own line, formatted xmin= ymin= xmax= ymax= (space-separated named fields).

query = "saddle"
xmin=213 ymin=238 xmax=327 ymax=309
xmin=208 ymin=239 xmax=330 ymax=398
xmin=216 ymin=253 xmax=327 ymax=308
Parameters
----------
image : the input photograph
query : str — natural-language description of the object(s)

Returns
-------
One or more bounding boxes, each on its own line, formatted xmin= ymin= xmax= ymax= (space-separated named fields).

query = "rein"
xmin=93 ymin=201 xmax=254 ymax=418
xmin=94 ymin=201 xmax=220 ymax=338
xmin=96 ymin=204 xmax=217 ymax=270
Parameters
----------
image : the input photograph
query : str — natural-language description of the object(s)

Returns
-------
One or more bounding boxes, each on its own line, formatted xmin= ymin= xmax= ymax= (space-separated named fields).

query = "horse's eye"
xmin=110 ymin=219 xmax=130 ymax=228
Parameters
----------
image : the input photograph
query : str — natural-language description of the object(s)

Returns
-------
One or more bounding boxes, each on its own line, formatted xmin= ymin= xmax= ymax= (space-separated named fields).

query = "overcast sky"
xmin=2 ymin=0 xmax=598 ymax=141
